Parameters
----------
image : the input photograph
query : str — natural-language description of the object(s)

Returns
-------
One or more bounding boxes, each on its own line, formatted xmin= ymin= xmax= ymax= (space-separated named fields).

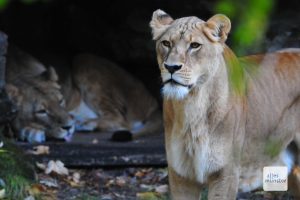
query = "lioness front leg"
xmin=207 ymin=167 xmax=239 ymax=200
xmin=168 ymin=168 xmax=202 ymax=200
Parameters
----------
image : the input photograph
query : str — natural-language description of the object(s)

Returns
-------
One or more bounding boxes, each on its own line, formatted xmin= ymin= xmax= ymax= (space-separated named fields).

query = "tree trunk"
xmin=0 ymin=31 xmax=17 ymax=124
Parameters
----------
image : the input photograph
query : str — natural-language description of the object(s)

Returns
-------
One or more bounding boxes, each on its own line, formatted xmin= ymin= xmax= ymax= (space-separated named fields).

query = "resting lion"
xmin=151 ymin=10 xmax=300 ymax=199
xmin=5 ymin=46 xmax=75 ymax=143
xmin=60 ymin=54 xmax=162 ymax=141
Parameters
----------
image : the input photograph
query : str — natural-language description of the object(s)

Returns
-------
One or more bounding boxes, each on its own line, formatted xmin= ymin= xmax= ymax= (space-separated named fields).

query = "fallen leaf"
xmin=24 ymin=196 xmax=35 ymax=200
xmin=39 ymin=178 xmax=58 ymax=188
xmin=101 ymin=194 xmax=113 ymax=199
xmin=135 ymin=171 xmax=145 ymax=178
xmin=155 ymin=184 xmax=168 ymax=194
xmin=28 ymin=184 xmax=45 ymax=196
xmin=113 ymin=192 xmax=125 ymax=198
xmin=92 ymin=139 xmax=98 ymax=144
xmin=45 ymin=160 xmax=69 ymax=176
xmin=72 ymin=172 xmax=80 ymax=184
xmin=140 ymin=184 xmax=154 ymax=191
xmin=36 ymin=162 xmax=46 ymax=171
xmin=0 ymin=189 xmax=5 ymax=199
xmin=136 ymin=192 xmax=159 ymax=200
xmin=66 ymin=172 xmax=83 ymax=187
xmin=116 ymin=176 xmax=126 ymax=187
xmin=121 ymin=156 xmax=130 ymax=162
xmin=105 ymin=179 xmax=115 ymax=187
xmin=28 ymin=145 xmax=50 ymax=155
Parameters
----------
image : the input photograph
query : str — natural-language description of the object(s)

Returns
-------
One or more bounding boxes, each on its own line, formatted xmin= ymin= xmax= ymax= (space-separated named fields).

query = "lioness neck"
xmin=164 ymin=56 xmax=233 ymax=182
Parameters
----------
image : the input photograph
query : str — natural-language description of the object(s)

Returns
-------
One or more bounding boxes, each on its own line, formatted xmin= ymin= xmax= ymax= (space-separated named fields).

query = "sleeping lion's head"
xmin=6 ymin=67 xmax=75 ymax=143
xmin=150 ymin=10 xmax=231 ymax=100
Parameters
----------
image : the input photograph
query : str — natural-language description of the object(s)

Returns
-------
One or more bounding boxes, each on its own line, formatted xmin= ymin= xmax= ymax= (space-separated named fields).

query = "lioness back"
xmin=67 ymin=54 xmax=162 ymax=140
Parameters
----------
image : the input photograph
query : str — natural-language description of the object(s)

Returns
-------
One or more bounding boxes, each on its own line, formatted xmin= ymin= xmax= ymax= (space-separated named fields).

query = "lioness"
xmin=5 ymin=46 xmax=75 ymax=143
xmin=151 ymin=10 xmax=300 ymax=199
xmin=60 ymin=54 xmax=162 ymax=141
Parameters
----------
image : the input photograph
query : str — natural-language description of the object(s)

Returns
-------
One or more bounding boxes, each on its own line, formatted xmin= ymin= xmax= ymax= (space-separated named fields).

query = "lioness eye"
xmin=190 ymin=42 xmax=201 ymax=49
xmin=162 ymin=40 xmax=171 ymax=48
xmin=36 ymin=109 xmax=47 ymax=114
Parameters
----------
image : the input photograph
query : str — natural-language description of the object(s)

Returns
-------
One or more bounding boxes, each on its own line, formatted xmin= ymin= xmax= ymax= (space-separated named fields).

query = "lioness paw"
xmin=19 ymin=127 xmax=46 ymax=143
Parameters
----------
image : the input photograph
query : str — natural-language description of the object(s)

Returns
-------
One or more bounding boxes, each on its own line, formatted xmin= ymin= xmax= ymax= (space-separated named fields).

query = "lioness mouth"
xmin=164 ymin=79 xmax=193 ymax=89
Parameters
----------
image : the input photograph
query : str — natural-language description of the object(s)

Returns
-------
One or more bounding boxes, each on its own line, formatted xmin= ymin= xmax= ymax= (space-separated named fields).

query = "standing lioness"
xmin=151 ymin=10 xmax=300 ymax=199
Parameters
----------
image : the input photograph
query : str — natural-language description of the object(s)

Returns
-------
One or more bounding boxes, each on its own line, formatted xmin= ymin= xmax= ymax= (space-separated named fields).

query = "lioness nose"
xmin=164 ymin=63 xmax=182 ymax=74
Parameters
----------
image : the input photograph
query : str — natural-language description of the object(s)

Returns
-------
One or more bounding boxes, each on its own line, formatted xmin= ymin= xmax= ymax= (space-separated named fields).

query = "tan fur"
xmin=151 ymin=10 xmax=300 ymax=199
xmin=64 ymin=54 xmax=162 ymax=139
xmin=5 ymin=46 xmax=75 ymax=143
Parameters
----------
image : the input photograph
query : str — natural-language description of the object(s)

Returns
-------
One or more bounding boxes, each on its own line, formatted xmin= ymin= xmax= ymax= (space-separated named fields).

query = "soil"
xmin=35 ymin=167 xmax=295 ymax=200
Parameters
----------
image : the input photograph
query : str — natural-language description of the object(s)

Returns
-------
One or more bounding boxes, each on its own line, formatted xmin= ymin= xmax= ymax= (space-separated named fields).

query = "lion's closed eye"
xmin=35 ymin=109 xmax=48 ymax=116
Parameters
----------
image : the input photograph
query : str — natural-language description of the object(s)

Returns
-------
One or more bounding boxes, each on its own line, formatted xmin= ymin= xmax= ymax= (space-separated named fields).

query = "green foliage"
xmin=214 ymin=0 xmax=273 ymax=95
xmin=200 ymin=188 xmax=208 ymax=200
xmin=0 ymin=137 xmax=35 ymax=199
xmin=75 ymin=194 xmax=99 ymax=200
xmin=0 ymin=0 xmax=8 ymax=11
xmin=137 ymin=192 xmax=169 ymax=200
xmin=4 ymin=175 xmax=31 ymax=200
xmin=214 ymin=0 xmax=236 ymax=18
xmin=215 ymin=0 xmax=274 ymax=55
xmin=0 ymin=0 xmax=52 ymax=11
xmin=225 ymin=49 xmax=246 ymax=96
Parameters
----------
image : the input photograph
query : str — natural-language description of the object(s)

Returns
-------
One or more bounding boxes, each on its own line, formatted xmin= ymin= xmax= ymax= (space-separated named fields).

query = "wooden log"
xmin=0 ymin=31 xmax=8 ymax=88
xmin=0 ymin=31 xmax=17 ymax=124
xmin=17 ymin=132 xmax=167 ymax=168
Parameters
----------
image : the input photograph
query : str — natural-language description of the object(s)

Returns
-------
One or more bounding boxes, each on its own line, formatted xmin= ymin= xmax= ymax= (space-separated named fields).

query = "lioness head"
xmin=150 ymin=10 xmax=231 ymax=100
xmin=6 ymin=67 xmax=75 ymax=143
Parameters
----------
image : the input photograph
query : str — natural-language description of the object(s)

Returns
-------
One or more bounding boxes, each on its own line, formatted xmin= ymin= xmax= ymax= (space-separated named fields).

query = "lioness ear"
xmin=40 ymin=66 xmax=58 ymax=82
xmin=203 ymin=14 xmax=231 ymax=43
xmin=150 ymin=9 xmax=173 ymax=40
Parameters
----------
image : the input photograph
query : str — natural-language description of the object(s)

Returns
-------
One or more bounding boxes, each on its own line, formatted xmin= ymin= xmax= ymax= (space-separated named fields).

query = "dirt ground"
xmin=33 ymin=167 xmax=295 ymax=200
xmin=36 ymin=167 xmax=169 ymax=200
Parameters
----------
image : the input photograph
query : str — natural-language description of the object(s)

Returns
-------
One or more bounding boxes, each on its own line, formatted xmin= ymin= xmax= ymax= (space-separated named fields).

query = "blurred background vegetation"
xmin=215 ymin=0 xmax=274 ymax=56
xmin=215 ymin=0 xmax=274 ymax=95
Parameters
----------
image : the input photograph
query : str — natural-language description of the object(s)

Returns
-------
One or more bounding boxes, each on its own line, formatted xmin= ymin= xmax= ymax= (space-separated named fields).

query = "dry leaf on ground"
xmin=24 ymin=196 xmax=35 ymax=200
xmin=136 ymin=192 xmax=160 ymax=200
xmin=28 ymin=145 xmax=50 ymax=155
xmin=40 ymin=178 xmax=59 ymax=188
xmin=155 ymin=184 xmax=168 ymax=194
xmin=115 ymin=176 xmax=126 ymax=187
xmin=72 ymin=172 xmax=81 ymax=184
xmin=45 ymin=160 xmax=69 ymax=176
xmin=36 ymin=162 xmax=46 ymax=171
xmin=28 ymin=184 xmax=46 ymax=196
xmin=0 ymin=189 xmax=5 ymax=199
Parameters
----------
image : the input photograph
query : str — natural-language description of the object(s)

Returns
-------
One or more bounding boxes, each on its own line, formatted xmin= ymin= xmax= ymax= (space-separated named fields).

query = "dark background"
xmin=0 ymin=0 xmax=300 ymax=100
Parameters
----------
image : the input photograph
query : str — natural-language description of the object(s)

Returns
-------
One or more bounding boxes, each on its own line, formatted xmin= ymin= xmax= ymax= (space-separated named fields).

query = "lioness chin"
xmin=151 ymin=10 xmax=300 ymax=199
